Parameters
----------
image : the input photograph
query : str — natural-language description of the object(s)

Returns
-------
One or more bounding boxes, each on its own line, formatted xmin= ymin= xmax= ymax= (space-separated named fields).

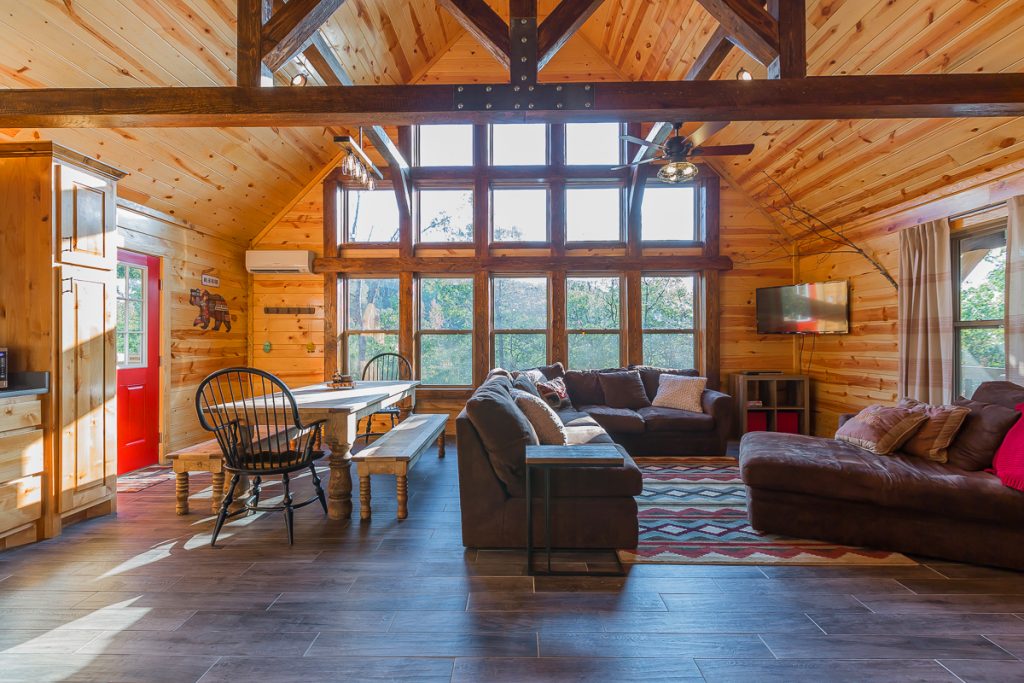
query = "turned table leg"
xmin=175 ymin=471 xmax=189 ymax=515
xmin=438 ymin=433 xmax=446 ymax=458
xmin=210 ymin=470 xmax=225 ymax=514
xmin=358 ymin=464 xmax=372 ymax=521
xmin=327 ymin=439 xmax=353 ymax=520
xmin=396 ymin=468 xmax=409 ymax=520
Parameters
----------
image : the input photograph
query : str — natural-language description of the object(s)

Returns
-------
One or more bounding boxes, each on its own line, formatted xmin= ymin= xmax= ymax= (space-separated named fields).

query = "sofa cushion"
xmin=629 ymin=365 xmax=699 ymax=402
xmin=557 ymin=409 xmax=601 ymax=428
xmin=739 ymin=431 xmax=1024 ymax=526
xmin=834 ymin=404 xmax=928 ymax=455
xmin=971 ymin=381 xmax=1024 ymax=410
xmin=511 ymin=388 xmax=567 ymax=446
xmin=898 ymin=398 xmax=970 ymax=463
xmin=529 ymin=448 xmax=644 ymax=498
xmin=638 ymin=406 xmax=715 ymax=432
xmin=512 ymin=374 xmax=542 ymax=398
xmin=565 ymin=370 xmax=606 ymax=408
xmin=947 ymin=398 xmax=1020 ymax=471
xmin=579 ymin=405 xmax=646 ymax=434
xmin=598 ymin=370 xmax=651 ymax=410
xmin=565 ymin=425 xmax=616 ymax=446
xmin=465 ymin=376 xmax=538 ymax=497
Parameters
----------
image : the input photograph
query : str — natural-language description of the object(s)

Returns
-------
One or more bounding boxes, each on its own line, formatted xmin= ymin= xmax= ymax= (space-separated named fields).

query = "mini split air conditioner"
xmin=245 ymin=250 xmax=315 ymax=274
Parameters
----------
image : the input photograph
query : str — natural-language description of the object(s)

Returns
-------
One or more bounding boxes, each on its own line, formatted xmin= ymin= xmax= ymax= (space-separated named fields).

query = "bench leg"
xmin=175 ymin=472 xmax=190 ymax=515
xmin=210 ymin=470 xmax=225 ymax=514
xmin=438 ymin=433 xmax=446 ymax=458
xmin=396 ymin=468 xmax=409 ymax=520
xmin=359 ymin=470 xmax=372 ymax=522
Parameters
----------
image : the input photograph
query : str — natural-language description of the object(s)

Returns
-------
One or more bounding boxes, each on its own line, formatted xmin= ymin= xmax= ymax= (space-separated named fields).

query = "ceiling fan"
xmin=616 ymin=122 xmax=755 ymax=183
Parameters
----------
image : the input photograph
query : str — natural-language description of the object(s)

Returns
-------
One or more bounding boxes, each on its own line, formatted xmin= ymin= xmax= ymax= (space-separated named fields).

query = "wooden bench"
xmin=167 ymin=439 xmax=250 ymax=516
xmin=352 ymin=413 xmax=447 ymax=521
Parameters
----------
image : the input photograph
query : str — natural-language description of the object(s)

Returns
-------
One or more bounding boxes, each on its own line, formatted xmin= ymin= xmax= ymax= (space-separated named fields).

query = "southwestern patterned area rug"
xmin=618 ymin=458 xmax=917 ymax=566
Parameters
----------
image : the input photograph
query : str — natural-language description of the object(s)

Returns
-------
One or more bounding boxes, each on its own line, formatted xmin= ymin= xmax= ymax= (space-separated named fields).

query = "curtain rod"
xmin=949 ymin=200 xmax=1007 ymax=222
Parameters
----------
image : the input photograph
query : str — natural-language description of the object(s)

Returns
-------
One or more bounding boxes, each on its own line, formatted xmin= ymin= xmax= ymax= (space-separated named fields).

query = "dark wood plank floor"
xmin=1 ymin=441 xmax=1023 ymax=682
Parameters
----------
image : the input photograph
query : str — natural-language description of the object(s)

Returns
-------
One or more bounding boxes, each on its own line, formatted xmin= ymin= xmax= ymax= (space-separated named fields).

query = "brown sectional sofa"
xmin=740 ymin=381 xmax=1024 ymax=570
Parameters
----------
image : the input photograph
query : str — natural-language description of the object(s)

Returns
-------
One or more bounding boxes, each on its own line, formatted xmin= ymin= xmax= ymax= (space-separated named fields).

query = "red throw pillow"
xmin=989 ymin=402 xmax=1024 ymax=492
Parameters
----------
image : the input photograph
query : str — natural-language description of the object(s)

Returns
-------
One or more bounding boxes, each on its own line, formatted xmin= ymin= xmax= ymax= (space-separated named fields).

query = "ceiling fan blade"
xmin=686 ymin=121 xmax=730 ymax=148
xmin=611 ymin=157 xmax=661 ymax=171
xmin=620 ymin=134 xmax=665 ymax=149
xmin=690 ymin=144 xmax=756 ymax=157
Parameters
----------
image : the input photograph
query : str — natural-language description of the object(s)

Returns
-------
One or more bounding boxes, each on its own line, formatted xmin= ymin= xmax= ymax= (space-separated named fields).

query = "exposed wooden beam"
xmin=437 ymin=0 xmax=511 ymax=69
xmin=313 ymin=254 xmax=734 ymax=274
xmin=767 ymin=0 xmax=806 ymax=79
xmin=695 ymin=0 xmax=779 ymax=66
xmin=237 ymin=0 xmax=265 ymax=86
xmin=537 ymin=0 xmax=606 ymax=69
xmin=303 ymin=35 xmax=411 ymax=221
xmin=261 ymin=0 xmax=346 ymax=73
xmin=690 ymin=25 xmax=736 ymax=82
xmin=3 ymin=74 xmax=1024 ymax=127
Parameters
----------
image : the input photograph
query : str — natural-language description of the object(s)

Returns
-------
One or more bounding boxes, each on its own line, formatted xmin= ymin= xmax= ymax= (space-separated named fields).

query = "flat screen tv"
xmin=756 ymin=281 xmax=849 ymax=335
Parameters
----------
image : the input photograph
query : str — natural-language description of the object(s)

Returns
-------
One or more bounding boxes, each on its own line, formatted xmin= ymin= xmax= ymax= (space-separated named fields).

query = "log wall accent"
xmin=116 ymin=202 xmax=249 ymax=455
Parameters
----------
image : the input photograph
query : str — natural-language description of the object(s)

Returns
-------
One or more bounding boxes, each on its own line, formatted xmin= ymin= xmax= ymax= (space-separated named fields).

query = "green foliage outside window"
xmin=420 ymin=278 xmax=474 ymax=385
xmin=642 ymin=275 xmax=696 ymax=369
xmin=957 ymin=243 xmax=1008 ymax=395
xmin=493 ymin=277 xmax=547 ymax=370
xmin=346 ymin=278 xmax=399 ymax=376
xmin=567 ymin=277 xmax=620 ymax=369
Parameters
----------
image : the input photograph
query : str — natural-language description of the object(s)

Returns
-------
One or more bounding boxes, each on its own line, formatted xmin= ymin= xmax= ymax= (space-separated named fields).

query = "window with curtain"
xmin=344 ymin=277 xmax=400 ymax=376
xmin=642 ymin=274 xmax=697 ymax=369
xmin=493 ymin=276 xmax=547 ymax=370
xmin=419 ymin=277 xmax=474 ymax=385
xmin=954 ymin=224 xmax=1008 ymax=396
xmin=567 ymin=276 xmax=621 ymax=369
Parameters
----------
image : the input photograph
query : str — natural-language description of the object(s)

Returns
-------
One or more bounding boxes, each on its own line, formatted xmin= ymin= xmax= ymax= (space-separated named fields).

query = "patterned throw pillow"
xmin=651 ymin=375 xmax=707 ymax=413
xmin=897 ymin=398 xmax=971 ymax=462
xmin=835 ymin=404 xmax=928 ymax=455
xmin=536 ymin=376 xmax=570 ymax=409
xmin=511 ymin=388 xmax=567 ymax=445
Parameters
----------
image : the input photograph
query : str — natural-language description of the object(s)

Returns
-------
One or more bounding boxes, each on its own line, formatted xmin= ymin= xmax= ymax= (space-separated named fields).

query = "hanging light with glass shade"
xmin=334 ymin=129 xmax=384 ymax=191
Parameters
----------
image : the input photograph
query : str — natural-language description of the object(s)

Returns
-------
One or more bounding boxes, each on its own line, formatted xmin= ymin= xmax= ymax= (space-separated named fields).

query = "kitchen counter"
xmin=0 ymin=372 xmax=49 ymax=399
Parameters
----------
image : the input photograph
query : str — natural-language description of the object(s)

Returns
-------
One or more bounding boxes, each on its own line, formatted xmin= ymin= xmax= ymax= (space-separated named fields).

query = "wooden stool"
xmin=167 ymin=439 xmax=247 ymax=515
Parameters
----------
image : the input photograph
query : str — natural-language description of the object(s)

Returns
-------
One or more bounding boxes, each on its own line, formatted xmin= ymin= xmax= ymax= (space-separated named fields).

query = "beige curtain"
xmin=1008 ymin=196 xmax=1024 ymax=384
xmin=898 ymin=219 xmax=954 ymax=404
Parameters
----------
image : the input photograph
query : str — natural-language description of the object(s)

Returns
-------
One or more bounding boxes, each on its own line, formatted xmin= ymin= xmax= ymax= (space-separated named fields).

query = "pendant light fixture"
xmin=333 ymin=130 xmax=384 ymax=191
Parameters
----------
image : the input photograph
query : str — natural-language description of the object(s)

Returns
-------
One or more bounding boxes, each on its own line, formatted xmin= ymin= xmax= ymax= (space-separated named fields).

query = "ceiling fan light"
xmin=658 ymin=161 xmax=698 ymax=183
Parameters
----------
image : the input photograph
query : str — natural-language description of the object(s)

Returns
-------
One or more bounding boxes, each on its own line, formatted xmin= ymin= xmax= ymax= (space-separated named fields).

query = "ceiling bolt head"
xmin=521 ymin=36 xmax=528 ymax=43
xmin=457 ymin=86 xmax=464 ymax=92
xmin=485 ymin=85 xmax=492 ymax=92
xmin=528 ymin=85 xmax=535 ymax=92
xmin=520 ymin=75 xmax=528 ymax=81
xmin=514 ymin=104 xmax=521 ymax=109
xmin=584 ymin=84 xmax=591 ymax=91
xmin=457 ymin=103 xmax=464 ymax=109
xmin=514 ymin=85 xmax=520 ymax=92
xmin=486 ymin=103 xmax=492 ymax=109
xmin=520 ymin=18 xmax=527 ymax=24
xmin=528 ymin=103 xmax=535 ymax=109
xmin=556 ymin=85 xmax=563 ymax=92
xmin=556 ymin=103 xmax=563 ymax=109
xmin=585 ymin=102 xmax=592 ymax=108
xmin=521 ymin=56 xmax=527 ymax=63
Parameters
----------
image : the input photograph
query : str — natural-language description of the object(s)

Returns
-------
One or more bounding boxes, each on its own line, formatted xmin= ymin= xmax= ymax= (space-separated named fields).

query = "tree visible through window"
xmin=567 ymin=277 xmax=621 ymax=369
xmin=420 ymin=277 xmax=474 ymax=385
xmin=493 ymin=277 xmax=547 ymax=370
xmin=642 ymin=275 xmax=696 ymax=369
xmin=116 ymin=262 xmax=146 ymax=367
xmin=345 ymin=278 xmax=399 ymax=376
xmin=419 ymin=189 xmax=474 ymax=242
xmin=955 ymin=226 xmax=1007 ymax=396
xmin=492 ymin=187 xmax=548 ymax=242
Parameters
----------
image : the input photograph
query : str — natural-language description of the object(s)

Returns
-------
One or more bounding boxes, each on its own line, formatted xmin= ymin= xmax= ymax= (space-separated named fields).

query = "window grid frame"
xmin=491 ymin=274 xmax=550 ymax=370
xmin=339 ymin=275 xmax=401 ymax=377
xmin=417 ymin=275 xmax=475 ymax=388
xmin=116 ymin=262 xmax=148 ymax=370
xmin=641 ymin=272 xmax=699 ymax=369
xmin=565 ymin=274 xmax=626 ymax=369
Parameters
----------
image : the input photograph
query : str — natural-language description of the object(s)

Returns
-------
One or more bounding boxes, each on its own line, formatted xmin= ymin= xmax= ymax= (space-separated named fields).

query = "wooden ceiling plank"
xmin=437 ymin=0 xmax=511 ymax=69
xmin=262 ymin=0 xmax=347 ymax=73
xmin=537 ymin=0 xmax=606 ymax=69
xmin=694 ymin=0 xmax=780 ymax=66
xmin=767 ymin=0 xmax=806 ymax=79
xmin=237 ymin=0 xmax=265 ymax=85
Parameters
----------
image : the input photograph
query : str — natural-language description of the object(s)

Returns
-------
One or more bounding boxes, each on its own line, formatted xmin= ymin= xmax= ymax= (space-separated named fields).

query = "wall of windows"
xmin=419 ymin=277 xmax=474 ymax=385
xmin=567 ymin=277 xmax=622 ymax=369
xmin=344 ymin=278 xmax=399 ymax=376
xmin=642 ymin=275 xmax=697 ymax=368
xmin=954 ymin=223 xmax=1008 ymax=396
xmin=492 ymin=276 xmax=548 ymax=370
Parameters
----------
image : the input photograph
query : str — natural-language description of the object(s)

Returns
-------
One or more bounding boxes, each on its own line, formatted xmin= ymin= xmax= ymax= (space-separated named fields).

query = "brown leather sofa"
xmin=456 ymin=374 xmax=642 ymax=549
xmin=739 ymin=381 xmax=1024 ymax=570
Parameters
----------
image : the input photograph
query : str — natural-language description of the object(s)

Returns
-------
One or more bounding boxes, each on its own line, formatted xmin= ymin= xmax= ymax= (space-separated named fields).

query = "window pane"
xmin=347 ymin=278 xmax=399 ymax=331
xmin=494 ymin=333 xmax=547 ymax=371
xmin=116 ymin=334 xmax=126 ymax=365
xmin=419 ymin=125 xmax=472 ymax=166
xmin=128 ymin=266 xmax=144 ymax=300
xmin=421 ymin=334 xmax=473 ymax=385
xmin=567 ymin=277 xmax=620 ymax=329
xmin=127 ymin=333 xmax=144 ymax=365
xmin=127 ymin=301 xmax=143 ymax=332
xmin=568 ymin=333 xmax=619 ymax=370
xmin=420 ymin=278 xmax=473 ymax=330
xmin=494 ymin=277 xmax=547 ymax=329
xmin=641 ymin=185 xmax=696 ymax=241
xmin=959 ymin=327 xmax=1006 ymax=397
xmin=492 ymin=188 xmax=547 ymax=242
xmin=348 ymin=333 xmax=399 ymax=377
xmin=566 ymin=187 xmax=621 ymax=242
xmin=116 ymin=301 xmax=126 ymax=331
xmin=959 ymin=231 xmax=1006 ymax=322
xmin=419 ymin=189 xmax=474 ymax=242
xmin=643 ymin=276 xmax=695 ymax=329
xmin=644 ymin=333 xmax=695 ymax=369
xmin=566 ymin=122 xmax=620 ymax=165
xmin=347 ymin=190 xmax=400 ymax=242
xmin=492 ymin=124 xmax=546 ymax=165
xmin=116 ymin=263 xmax=126 ymax=296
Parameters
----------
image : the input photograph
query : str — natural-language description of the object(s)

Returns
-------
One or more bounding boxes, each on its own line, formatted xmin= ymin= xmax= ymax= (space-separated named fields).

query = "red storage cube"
xmin=777 ymin=411 xmax=800 ymax=434
xmin=747 ymin=411 xmax=769 ymax=432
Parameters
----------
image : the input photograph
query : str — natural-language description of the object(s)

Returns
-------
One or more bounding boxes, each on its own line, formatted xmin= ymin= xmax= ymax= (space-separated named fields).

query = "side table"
xmin=525 ymin=444 xmax=626 ymax=576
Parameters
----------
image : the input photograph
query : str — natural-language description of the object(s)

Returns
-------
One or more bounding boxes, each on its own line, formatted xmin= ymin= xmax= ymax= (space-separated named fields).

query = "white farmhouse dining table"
xmin=284 ymin=380 xmax=419 ymax=520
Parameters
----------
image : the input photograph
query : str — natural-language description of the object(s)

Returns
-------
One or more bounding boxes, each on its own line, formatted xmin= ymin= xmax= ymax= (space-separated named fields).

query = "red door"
xmin=116 ymin=250 xmax=160 ymax=474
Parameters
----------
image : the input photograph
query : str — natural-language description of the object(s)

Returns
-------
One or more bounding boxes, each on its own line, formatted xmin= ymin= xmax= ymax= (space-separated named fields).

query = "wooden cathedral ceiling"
xmin=1 ymin=0 xmax=1022 ymax=242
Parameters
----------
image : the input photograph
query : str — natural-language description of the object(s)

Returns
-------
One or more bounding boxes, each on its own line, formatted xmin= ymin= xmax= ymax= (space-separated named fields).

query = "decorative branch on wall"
xmin=761 ymin=173 xmax=899 ymax=291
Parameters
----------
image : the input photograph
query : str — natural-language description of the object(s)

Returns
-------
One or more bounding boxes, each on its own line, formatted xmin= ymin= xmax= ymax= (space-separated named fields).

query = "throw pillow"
xmin=834 ymin=404 xmax=928 ymax=455
xmin=946 ymin=398 xmax=1021 ymax=471
xmin=511 ymin=388 xmax=568 ymax=445
xmin=513 ymin=374 xmax=542 ymax=399
xmin=536 ymin=376 xmax=570 ymax=409
xmin=564 ymin=370 xmax=605 ymax=408
xmin=598 ymin=369 xmax=651 ymax=410
xmin=989 ymin=403 xmax=1024 ymax=492
xmin=651 ymin=374 xmax=707 ymax=413
xmin=629 ymin=365 xmax=699 ymax=402
xmin=897 ymin=398 xmax=971 ymax=463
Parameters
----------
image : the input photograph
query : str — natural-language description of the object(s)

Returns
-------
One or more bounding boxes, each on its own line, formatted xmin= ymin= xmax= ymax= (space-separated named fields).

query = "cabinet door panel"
xmin=56 ymin=163 xmax=116 ymax=270
xmin=60 ymin=266 xmax=116 ymax=514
